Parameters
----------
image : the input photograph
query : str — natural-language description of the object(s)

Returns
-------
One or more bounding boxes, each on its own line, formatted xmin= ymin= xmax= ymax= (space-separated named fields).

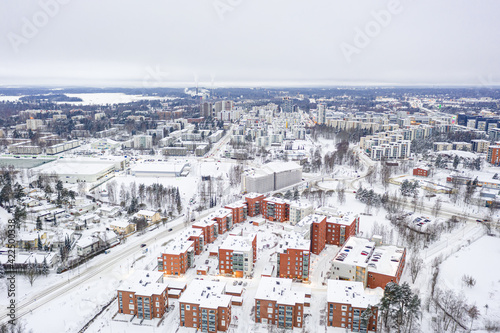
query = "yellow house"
xmin=136 ymin=210 xmax=161 ymax=225
xmin=110 ymin=220 xmax=136 ymax=235
xmin=17 ymin=231 xmax=47 ymax=250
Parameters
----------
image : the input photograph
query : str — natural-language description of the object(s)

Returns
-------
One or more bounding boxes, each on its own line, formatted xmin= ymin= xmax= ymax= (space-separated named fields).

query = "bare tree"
xmin=432 ymin=197 xmax=442 ymax=217
xmin=77 ymin=182 xmax=86 ymax=197
xmin=409 ymin=255 xmax=424 ymax=283
xmin=25 ymin=262 xmax=39 ymax=286
xmin=336 ymin=183 xmax=346 ymax=205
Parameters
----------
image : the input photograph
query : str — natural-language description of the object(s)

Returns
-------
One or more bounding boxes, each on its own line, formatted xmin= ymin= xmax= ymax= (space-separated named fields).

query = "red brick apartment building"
xmin=179 ymin=280 xmax=232 ymax=332
xmin=326 ymin=214 xmax=359 ymax=247
xmin=185 ymin=228 xmax=205 ymax=255
xmin=158 ymin=240 xmax=194 ymax=276
xmin=245 ymin=193 xmax=266 ymax=217
xmin=277 ymin=233 xmax=310 ymax=281
xmin=209 ymin=208 xmax=233 ymax=235
xmin=308 ymin=214 xmax=326 ymax=255
xmin=224 ymin=201 xmax=248 ymax=224
xmin=327 ymin=280 xmax=380 ymax=332
xmin=412 ymin=167 xmax=429 ymax=177
xmin=254 ymin=277 xmax=307 ymax=329
xmin=193 ymin=219 xmax=219 ymax=244
xmin=262 ymin=197 xmax=290 ymax=222
xmin=117 ymin=270 xmax=168 ymax=320
xmin=366 ymin=244 xmax=406 ymax=289
xmin=218 ymin=233 xmax=257 ymax=277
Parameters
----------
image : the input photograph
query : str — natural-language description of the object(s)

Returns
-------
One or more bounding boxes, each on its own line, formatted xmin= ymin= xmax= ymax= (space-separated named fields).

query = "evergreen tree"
xmin=453 ymin=155 xmax=460 ymax=169
xmin=37 ymin=235 xmax=42 ymax=251
xmin=36 ymin=216 xmax=42 ymax=230
xmin=284 ymin=190 xmax=292 ymax=200
xmin=42 ymin=258 xmax=49 ymax=276
xmin=13 ymin=205 xmax=27 ymax=229
xmin=176 ymin=187 xmax=182 ymax=214
xmin=293 ymin=188 xmax=300 ymax=201
xmin=473 ymin=157 xmax=482 ymax=171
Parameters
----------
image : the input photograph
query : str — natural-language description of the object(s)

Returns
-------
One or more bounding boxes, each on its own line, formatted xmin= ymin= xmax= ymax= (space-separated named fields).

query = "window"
xmin=130 ymin=305 xmax=135 ymax=310
xmin=341 ymin=305 xmax=347 ymax=311
xmin=186 ymin=305 xmax=190 ymax=310
xmin=342 ymin=312 xmax=346 ymax=316
xmin=156 ymin=302 xmax=159 ymax=307
xmin=297 ymin=317 xmax=301 ymax=322
xmin=221 ymin=320 xmax=225 ymax=326
xmin=193 ymin=318 xmax=197 ymax=322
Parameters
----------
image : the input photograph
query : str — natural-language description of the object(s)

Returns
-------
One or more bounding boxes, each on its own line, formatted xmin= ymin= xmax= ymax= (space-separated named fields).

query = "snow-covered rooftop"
xmin=179 ymin=280 xmax=232 ymax=309
xmin=136 ymin=210 xmax=157 ymax=217
xmin=255 ymin=277 xmax=305 ymax=305
xmin=262 ymin=161 xmax=301 ymax=173
xmin=327 ymin=280 xmax=382 ymax=308
xmin=367 ymin=244 xmax=406 ymax=277
xmin=163 ymin=240 xmax=194 ymax=255
xmin=278 ymin=232 xmax=310 ymax=252
xmin=334 ymin=237 xmax=375 ymax=268
xmin=224 ymin=200 xmax=246 ymax=209
xmin=118 ymin=270 xmax=167 ymax=296
xmin=219 ymin=234 xmax=255 ymax=253
xmin=245 ymin=192 xmax=264 ymax=199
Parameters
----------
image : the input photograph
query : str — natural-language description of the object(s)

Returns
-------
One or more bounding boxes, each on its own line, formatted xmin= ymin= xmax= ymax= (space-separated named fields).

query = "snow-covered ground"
xmin=437 ymin=235 xmax=500 ymax=329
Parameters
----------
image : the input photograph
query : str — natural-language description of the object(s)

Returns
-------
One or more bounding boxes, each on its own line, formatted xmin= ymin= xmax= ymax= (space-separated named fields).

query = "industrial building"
xmin=130 ymin=162 xmax=190 ymax=177
xmin=242 ymin=161 xmax=302 ymax=193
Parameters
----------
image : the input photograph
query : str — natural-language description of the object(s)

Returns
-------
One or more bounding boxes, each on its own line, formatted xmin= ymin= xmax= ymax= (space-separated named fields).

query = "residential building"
xmin=433 ymin=142 xmax=453 ymax=151
xmin=179 ymin=280 xmax=232 ymax=332
xmin=245 ymin=193 xmax=266 ymax=217
xmin=209 ymin=209 xmax=233 ymax=235
xmin=289 ymin=202 xmax=313 ymax=225
xmin=317 ymin=103 xmax=327 ymax=125
xmin=329 ymin=237 xmax=406 ymax=289
xmin=325 ymin=214 xmax=360 ymax=247
xmin=224 ymin=201 xmax=247 ymax=224
xmin=488 ymin=145 xmax=500 ymax=165
xmin=117 ymin=270 xmax=168 ymax=320
xmin=136 ymin=210 xmax=161 ymax=224
xmin=158 ymin=240 xmax=195 ymax=276
xmin=26 ymin=118 xmax=43 ymax=130
xmin=133 ymin=135 xmax=153 ymax=149
xmin=193 ymin=219 xmax=219 ymax=244
xmin=110 ymin=220 xmax=136 ymax=235
xmin=218 ymin=233 xmax=257 ymax=277
xmin=413 ymin=167 xmax=429 ymax=177
xmin=262 ymin=197 xmax=290 ymax=222
xmin=277 ymin=233 xmax=310 ymax=281
xmin=254 ymin=277 xmax=306 ymax=329
xmin=327 ymin=280 xmax=380 ymax=332
xmin=472 ymin=139 xmax=490 ymax=153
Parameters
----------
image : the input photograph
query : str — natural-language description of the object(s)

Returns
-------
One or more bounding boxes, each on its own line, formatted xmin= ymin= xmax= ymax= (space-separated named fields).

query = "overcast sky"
xmin=1 ymin=0 xmax=499 ymax=88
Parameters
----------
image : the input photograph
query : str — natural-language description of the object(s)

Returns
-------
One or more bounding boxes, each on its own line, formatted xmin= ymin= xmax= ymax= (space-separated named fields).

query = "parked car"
xmin=140 ymin=243 xmax=147 ymax=248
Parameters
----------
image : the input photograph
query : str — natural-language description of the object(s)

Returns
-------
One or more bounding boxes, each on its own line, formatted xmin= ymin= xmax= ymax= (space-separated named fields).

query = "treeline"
xmin=104 ymin=181 xmax=181 ymax=217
